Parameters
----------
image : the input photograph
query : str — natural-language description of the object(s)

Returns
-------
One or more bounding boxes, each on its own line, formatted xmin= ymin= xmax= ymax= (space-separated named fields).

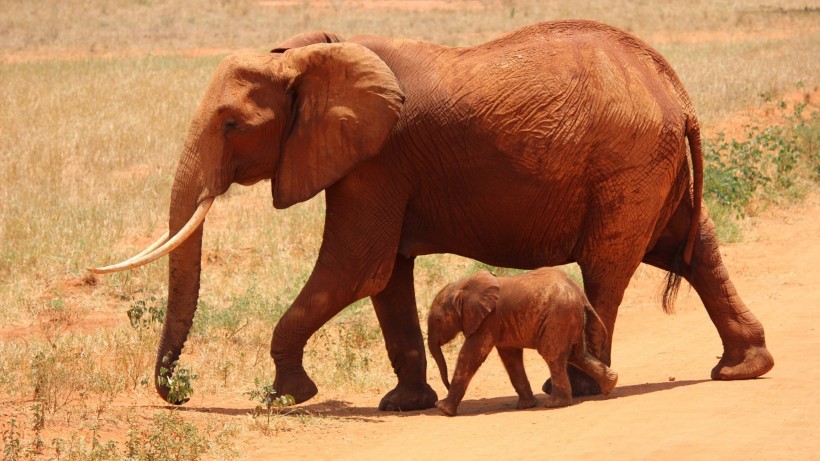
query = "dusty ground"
xmin=123 ymin=191 xmax=816 ymax=460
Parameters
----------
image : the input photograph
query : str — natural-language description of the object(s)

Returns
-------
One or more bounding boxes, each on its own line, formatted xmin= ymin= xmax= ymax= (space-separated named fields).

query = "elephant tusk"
xmin=131 ymin=230 xmax=171 ymax=259
xmin=88 ymin=198 xmax=214 ymax=274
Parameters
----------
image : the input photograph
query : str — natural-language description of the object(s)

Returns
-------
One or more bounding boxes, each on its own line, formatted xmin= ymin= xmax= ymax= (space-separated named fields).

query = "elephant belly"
xmin=398 ymin=179 xmax=588 ymax=269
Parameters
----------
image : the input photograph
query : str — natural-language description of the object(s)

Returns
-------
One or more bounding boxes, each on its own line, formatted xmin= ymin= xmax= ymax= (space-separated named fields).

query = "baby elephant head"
xmin=427 ymin=271 xmax=500 ymax=389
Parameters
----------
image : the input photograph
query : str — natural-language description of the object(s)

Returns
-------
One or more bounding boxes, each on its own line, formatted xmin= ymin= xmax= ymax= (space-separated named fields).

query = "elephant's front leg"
xmin=372 ymin=255 xmax=438 ymax=411
xmin=270 ymin=177 xmax=410 ymax=406
xmin=270 ymin=265 xmax=365 ymax=404
xmin=437 ymin=332 xmax=495 ymax=416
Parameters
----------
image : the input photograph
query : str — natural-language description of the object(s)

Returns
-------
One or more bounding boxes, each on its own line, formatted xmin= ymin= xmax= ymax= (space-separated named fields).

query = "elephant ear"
xmin=273 ymin=43 xmax=405 ymax=209
xmin=271 ymin=30 xmax=345 ymax=53
xmin=458 ymin=271 xmax=501 ymax=337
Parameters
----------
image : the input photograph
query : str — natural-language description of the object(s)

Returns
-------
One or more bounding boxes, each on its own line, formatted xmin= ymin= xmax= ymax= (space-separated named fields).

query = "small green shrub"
xmin=704 ymin=130 xmax=775 ymax=217
xmin=157 ymin=356 xmax=198 ymax=405
xmin=125 ymin=412 xmax=208 ymax=461
xmin=2 ymin=417 xmax=22 ymax=461
xmin=245 ymin=378 xmax=296 ymax=434
xmin=126 ymin=297 xmax=166 ymax=331
xmin=703 ymin=103 xmax=818 ymax=241
xmin=51 ymin=426 xmax=119 ymax=461
xmin=30 ymin=346 xmax=86 ymax=420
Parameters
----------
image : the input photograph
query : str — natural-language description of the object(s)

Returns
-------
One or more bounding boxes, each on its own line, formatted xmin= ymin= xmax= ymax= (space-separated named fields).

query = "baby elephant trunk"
xmin=428 ymin=334 xmax=450 ymax=390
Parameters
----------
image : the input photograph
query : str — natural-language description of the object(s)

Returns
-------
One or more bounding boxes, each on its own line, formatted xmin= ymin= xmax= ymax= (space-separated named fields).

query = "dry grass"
xmin=0 ymin=1 xmax=818 ymax=458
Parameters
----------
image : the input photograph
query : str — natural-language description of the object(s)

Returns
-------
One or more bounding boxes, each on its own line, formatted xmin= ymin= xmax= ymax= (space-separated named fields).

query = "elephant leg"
xmin=542 ymin=258 xmax=640 ymax=396
xmin=270 ymin=266 xmax=364 ymax=404
xmin=569 ymin=348 xmax=619 ymax=396
xmin=496 ymin=347 xmax=537 ymax=409
xmin=371 ymin=255 xmax=437 ymax=411
xmin=541 ymin=350 xmax=573 ymax=408
xmin=436 ymin=333 xmax=495 ymax=416
xmin=644 ymin=206 xmax=774 ymax=380
xmin=270 ymin=180 xmax=410 ymax=405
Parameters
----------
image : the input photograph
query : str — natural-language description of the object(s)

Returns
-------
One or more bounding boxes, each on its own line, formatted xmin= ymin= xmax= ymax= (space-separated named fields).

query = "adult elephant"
xmin=91 ymin=20 xmax=774 ymax=410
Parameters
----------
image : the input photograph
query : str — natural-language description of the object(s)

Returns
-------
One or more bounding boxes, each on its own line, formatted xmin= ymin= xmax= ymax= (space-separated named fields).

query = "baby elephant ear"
xmin=460 ymin=271 xmax=500 ymax=337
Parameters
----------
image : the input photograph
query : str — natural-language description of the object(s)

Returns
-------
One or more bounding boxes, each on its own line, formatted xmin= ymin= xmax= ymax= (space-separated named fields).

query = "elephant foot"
xmin=542 ymin=368 xmax=602 ymax=397
xmin=435 ymin=399 xmax=458 ymax=416
xmin=378 ymin=382 xmax=438 ymax=411
xmin=516 ymin=396 xmax=538 ymax=410
xmin=272 ymin=367 xmax=318 ymax=404
xmin=711 ymin=345 xmax=774 ymax=380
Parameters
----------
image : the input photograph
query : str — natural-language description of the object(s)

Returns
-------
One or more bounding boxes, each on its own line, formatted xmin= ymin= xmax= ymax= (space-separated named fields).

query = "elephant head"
xmin=427 ymin=271 xmax=500 ymax=390
xmin=89 ymin=43 xmax=405 ymax=403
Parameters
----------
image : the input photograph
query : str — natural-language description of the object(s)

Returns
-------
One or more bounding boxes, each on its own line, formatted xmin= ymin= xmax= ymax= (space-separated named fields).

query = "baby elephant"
xmin=427 ymin=268 xmax=618 ymax=416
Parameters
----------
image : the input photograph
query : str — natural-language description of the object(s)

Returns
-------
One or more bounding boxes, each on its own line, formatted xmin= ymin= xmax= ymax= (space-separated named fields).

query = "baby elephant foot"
xmin=516 ymin=396 xmax=538 ymax=409
xmin=544 ymin=394 xmax=572 ymax=408
xmin=435 ymin=399 xmax=458 ymax=416
xmin=599 ymin=368 xmax=619 ymax=396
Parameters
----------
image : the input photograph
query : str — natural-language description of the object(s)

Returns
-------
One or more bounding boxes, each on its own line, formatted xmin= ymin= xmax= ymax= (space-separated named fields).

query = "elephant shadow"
xmin=605 ymin=378 xmax=713 ymax=399
xmin=443 ymin=378 xmax=713 ymax=417
xmin=165 ymin=398 xmax=422 ymax=422
xmin=160 ymin=378 xmax=714 ymax=419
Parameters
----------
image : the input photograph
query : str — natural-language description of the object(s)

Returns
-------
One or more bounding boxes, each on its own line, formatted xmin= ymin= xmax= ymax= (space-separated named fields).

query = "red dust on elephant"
xmin=91 ymin=20 xmax=773 ymax=410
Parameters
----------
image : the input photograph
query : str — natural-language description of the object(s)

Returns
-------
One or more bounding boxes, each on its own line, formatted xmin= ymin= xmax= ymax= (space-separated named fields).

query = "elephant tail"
xmin=662 ymin=117 xmax=703 ymax=314
xmin=683 ymin=116 xmax=703 ymax=266
xmin=583 ymin=302 xmax=609 ymax=359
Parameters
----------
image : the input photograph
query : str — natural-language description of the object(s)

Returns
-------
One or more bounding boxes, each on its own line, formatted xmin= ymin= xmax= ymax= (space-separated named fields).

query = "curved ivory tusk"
xmin=89 ymin=230 xmax=171 ymax=273
xmin=88 ymin=198 xmax=214 ymax=274
xmin=130 ymin=230 xmax=170 ymax=260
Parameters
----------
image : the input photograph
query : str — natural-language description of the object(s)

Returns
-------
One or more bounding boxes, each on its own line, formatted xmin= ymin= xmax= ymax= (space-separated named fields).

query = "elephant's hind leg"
xmin=542 ymin=270 xmax=643 ymax=397
xmin=371 ymin=255 xmax=438 ymax=411
xmin=541 ymin=350 xmax=573 ymax=408
xmin=497 ymin=347 xmax=537 ymax=409
xmin=569 ymin=346 xmax=618 ymax=396
xmin=644 ymin=206 xmax=774 ymax=380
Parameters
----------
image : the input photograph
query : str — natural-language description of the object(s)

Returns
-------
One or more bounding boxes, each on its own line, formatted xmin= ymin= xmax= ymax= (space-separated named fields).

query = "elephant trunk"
xmin=428 ymin=333 xmax=450 ymax=390
xmin=154 ymin=148 xmax=209 ymax=404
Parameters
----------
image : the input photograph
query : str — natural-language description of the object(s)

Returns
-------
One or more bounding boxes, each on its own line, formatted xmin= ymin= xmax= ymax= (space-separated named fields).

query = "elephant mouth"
xmin=88 ymin=197 xmax=215 ymax=274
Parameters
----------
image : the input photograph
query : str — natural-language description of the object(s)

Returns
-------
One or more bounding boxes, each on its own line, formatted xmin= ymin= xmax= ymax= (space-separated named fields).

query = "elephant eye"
xmin=223 ymin=118 xmax=239 ymax=135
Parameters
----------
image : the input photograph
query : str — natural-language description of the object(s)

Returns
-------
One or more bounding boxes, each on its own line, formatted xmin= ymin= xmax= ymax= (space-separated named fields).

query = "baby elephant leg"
xmin=570 ymin=348 xmax=619 ymax=396
xmin=542 ymin=350 xmax=573 ymax=408
xmin=436 ymin=333 xmax=495 ymax=416
xmin=496 ymin=347 xmax=537 ymax=409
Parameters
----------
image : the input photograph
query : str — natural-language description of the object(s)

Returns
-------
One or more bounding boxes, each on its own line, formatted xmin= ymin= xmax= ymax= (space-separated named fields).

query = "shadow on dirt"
xmin=160 ymin=399 xmax=429 ymax=422
xmin=150 ymin=379 xmax=714 ymax=420
xmin=606 ymin=379 xmax=712 ymax=399
xmin=435 ymin=378 xmax=713 ymax=417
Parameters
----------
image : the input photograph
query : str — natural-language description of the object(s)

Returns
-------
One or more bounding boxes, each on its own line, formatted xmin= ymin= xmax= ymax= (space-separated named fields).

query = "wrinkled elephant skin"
xmin=93 ymin=20 xmax=773 ymax=410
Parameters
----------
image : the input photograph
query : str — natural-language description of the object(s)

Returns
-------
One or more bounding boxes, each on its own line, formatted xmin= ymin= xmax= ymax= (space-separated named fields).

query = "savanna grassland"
xmin=0 ymin=1 xmax=818 ymax=460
